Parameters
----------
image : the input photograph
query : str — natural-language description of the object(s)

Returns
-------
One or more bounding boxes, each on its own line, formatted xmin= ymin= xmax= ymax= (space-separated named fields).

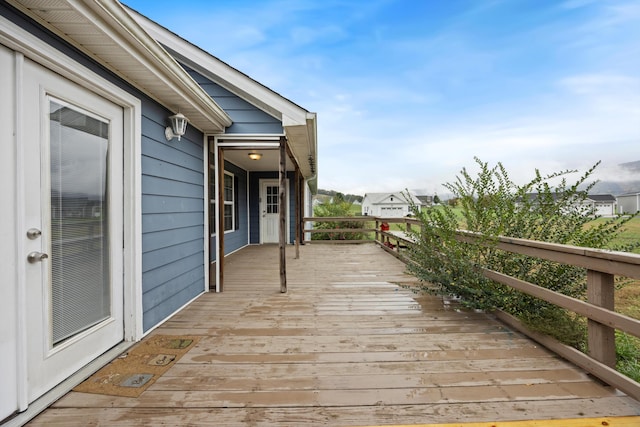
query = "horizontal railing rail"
xmin=303 ymin=215 xmax=640 ymax=401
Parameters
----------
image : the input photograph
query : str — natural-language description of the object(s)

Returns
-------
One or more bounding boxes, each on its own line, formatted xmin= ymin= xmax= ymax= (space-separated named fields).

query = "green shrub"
xmin=312 ymin=194 xmax=366 ymax=240
xmin=406 ymin=157 xmax=638 ymax=345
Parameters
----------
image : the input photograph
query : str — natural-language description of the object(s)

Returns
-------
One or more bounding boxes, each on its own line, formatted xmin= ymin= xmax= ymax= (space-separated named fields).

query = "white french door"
xmin=260 ymin=179 xmax=288 ymax=244
xmin=22 ymin=59 xmax=124 ymax=402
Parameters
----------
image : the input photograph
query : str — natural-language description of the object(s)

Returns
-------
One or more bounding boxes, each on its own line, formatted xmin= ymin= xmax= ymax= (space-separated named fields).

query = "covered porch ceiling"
xmin=223 ymin=148 xmax=295 ymax=173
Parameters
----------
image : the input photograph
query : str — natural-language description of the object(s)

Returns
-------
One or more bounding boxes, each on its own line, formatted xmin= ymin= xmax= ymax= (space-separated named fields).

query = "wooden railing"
xmin=303 ymin=215 xmax=640 ymax=401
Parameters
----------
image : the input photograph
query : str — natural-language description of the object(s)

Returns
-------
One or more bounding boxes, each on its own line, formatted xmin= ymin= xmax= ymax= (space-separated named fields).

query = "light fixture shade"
xmin=165 ymin=112 xmax=189 ymax=141
xmin=248 ymin=152 xmax=262 ymax=160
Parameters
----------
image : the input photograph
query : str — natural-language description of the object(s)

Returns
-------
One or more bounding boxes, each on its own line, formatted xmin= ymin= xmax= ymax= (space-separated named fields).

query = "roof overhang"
xmin=126 ymin=6 xmax=318 ymax=181
xmin=7 ymin=0 xmax=232 ymax=134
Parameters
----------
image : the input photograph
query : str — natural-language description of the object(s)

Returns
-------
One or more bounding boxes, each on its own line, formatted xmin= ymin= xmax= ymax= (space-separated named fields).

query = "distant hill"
xmin=621 ymin=161 xmax=640 ymax=172
xmin=589 ymin=160 xmax=640 ymax=195
xmin=317 ymin=189 xmax=363 ymax=203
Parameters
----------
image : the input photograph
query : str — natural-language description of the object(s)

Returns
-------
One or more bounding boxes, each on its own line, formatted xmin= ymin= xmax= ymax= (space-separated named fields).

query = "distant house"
xmin=416 ymin=195 xmax=434 ymax=207
xmin=519 ymin=193 xmax=617 ymax=217
xmin=361 ymin=191 xmax=422 ymax=217
xmin=617 ymin=192 xmax=640 ymax=214
xmin=584 ymin=194 xmax=617 ymax=217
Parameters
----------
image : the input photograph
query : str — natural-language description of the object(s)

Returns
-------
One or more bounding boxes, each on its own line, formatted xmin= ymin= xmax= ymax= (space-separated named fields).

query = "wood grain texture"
xmin=28 ymin=244 xmax=640 ymax=426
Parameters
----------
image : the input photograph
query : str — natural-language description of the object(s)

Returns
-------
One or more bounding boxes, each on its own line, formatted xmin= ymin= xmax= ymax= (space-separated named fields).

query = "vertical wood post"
xmin=279 ymin=137 xmax=287 ymax=293
xmin=294 ymin=167 xmax=301 ymax=259
xmin=299 ymin=175 xmax=305 ymax=245
xmin=375 ymin=220 xmax=380 ymax=243
xmin=217 ymin=147 xmax=225 ymax=292
xmin=587 ymin=270 xmax=616 ymax=367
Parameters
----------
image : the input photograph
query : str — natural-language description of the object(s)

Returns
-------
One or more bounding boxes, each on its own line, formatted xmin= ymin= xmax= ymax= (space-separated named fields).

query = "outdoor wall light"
xmin=248 ymin=152 xmax=263 ymax=160
xmin=165 ymin=112 xmax=189 ymax=141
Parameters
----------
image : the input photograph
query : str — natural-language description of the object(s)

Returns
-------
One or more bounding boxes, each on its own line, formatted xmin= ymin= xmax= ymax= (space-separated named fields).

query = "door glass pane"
xmin=49 ymin=99 xmax=110 ymax=345
xmin=266 ymin=185 xmax=278 ymax=214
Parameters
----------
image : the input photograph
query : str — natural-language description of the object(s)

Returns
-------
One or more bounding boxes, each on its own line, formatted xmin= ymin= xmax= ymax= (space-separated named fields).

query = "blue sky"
xmin=125 ymin=0 xmax=640 ymax=196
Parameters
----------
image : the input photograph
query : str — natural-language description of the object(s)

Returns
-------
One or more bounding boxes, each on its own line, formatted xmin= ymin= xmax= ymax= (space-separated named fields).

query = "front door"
xmin=23 ymin=59 xmax=124 ymax=402
xmin=260 ymin=180 xmax=287 ymax=243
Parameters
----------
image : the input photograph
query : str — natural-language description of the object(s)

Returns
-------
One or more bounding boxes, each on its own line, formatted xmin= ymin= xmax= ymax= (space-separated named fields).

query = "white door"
xmin=260 ymin=180 xmax=287 ymax=243
xmin=23 ymin=59 xmax=124 ymax=402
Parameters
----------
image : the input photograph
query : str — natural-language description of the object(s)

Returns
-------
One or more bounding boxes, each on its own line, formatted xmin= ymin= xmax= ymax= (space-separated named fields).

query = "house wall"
xmin=140 ymin=102 xmax=206 ymax=332
xmin=184 ymin=66 xmax=284 ymax=134
xmin=618 ymin=194 xmax=640 ymax=214
xmin=0 ymin=2 xmax=207 ymax=337
xmin=594 ymin=202 xmax=615 ymax=217
xmin=362 ymin=199 xmax=410 ymax=217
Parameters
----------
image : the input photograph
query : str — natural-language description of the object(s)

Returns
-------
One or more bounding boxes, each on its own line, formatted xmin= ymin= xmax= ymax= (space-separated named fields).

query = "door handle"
xmin=27 ymin=252 xmax=49 ymax=263
xmin=26 ymin=228 xmax=42 ymax=240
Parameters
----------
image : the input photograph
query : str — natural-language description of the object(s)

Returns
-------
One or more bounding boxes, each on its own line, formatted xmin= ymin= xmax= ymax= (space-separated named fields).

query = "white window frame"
xmin=223 ymin=171 xmax=235 ymax=233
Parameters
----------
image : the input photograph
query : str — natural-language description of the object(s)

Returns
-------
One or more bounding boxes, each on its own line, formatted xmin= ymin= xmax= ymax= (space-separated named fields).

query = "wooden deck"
xmin=28 ymin=244 xmax=640 ymax=426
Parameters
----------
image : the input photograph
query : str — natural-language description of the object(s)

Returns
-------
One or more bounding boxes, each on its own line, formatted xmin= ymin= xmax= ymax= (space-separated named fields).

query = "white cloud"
xmin=126 ymin=0 xmax=640 ymax=196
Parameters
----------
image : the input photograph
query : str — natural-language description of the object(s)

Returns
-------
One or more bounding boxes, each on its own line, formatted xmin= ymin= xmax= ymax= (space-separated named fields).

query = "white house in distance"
xmin=617 ymin=192 xmax=640 ymax=214
xmin=361 ymin=191 xmax=423 ymax=217
xmin=584 ymin=194 xmax=617 ymax=217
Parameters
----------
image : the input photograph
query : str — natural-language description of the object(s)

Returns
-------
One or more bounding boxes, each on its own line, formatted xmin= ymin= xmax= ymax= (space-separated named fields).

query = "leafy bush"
xmin=406 ymin=157 xmax=638 ymax=345
xmin=312 ymin=193 xmax=366 ymax=240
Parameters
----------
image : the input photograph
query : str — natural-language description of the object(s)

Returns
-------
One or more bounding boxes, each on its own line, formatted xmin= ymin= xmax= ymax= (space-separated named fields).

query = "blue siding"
xmin=0 ymin=3 xmax=207 ymax=333
xmin=184 ymin=66 xmax=284 ymax=134
xmin=249 ymin=171 xmax=297 ymax=244
xmin=140 ymin=101 xmax=205 ymax=332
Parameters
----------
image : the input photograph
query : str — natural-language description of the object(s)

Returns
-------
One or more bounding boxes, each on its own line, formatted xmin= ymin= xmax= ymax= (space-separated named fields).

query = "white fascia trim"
xmin=213 ymin=136 xmax=221 ymax=293
xmin=218 ymin=134 xmax=284 ymax=141
xmin=85 ymin=1 xmax=231 ymax=128
xmin=0 ymin=15 xmax=145 ymax=342
xmin=203 ymin=135 xmax=210 ymax=294
xmin=127 ymin=7 xmax=310 ymax=126
xmin=8 ymin=0 xmax=231 ymax=132
xmin=218 ymin=142 xmax=281 ymax=148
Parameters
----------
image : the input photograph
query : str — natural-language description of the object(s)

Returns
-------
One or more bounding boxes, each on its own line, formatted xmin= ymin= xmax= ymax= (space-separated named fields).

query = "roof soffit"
xmin=8 ymin=0 xmax=232 ymax=133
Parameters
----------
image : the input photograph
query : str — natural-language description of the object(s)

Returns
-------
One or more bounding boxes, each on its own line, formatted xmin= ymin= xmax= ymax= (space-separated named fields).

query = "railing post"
xmin=587 ymin=270 xmax=616 ymax=368
xmin=375 ymin=219 xmax=379 ymax=243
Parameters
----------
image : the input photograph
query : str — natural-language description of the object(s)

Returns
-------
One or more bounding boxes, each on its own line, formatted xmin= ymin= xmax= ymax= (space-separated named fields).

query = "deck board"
xmin=28 ymin=244 xmax=640 ymax=426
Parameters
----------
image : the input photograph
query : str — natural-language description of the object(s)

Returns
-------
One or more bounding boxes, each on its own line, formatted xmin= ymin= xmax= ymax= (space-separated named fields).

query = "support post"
xmin=300 ymin=175 xmax=305 ymax=245
xmin=217 ymin=147 xmax=225 ymax=292
xmin=294 ymin=167 xmax=301 ymax=259
xmin=587 ymin=270 xmax=616 ymax=367
xmin=279 ymin=136 xmax=287 ymax=293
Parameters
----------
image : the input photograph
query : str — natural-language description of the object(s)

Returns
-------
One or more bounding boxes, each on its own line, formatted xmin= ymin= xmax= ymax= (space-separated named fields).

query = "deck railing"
xmin=303 ymin=215 xmax=640 ymax=401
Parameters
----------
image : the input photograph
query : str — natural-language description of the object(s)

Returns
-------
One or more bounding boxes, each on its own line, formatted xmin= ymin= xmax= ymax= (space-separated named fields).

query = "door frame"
xmin=259 ymin=178 xmax=289 ymax=244
xmin=24 ymin=66 xmax=126 ymax=401
xmin=1 ymin=16 xmax=143 ymax=413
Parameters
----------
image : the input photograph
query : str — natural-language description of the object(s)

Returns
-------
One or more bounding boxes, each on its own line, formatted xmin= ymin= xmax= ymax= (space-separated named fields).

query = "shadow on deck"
xmin=29 ymin=244 xmax=640 ymax=426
